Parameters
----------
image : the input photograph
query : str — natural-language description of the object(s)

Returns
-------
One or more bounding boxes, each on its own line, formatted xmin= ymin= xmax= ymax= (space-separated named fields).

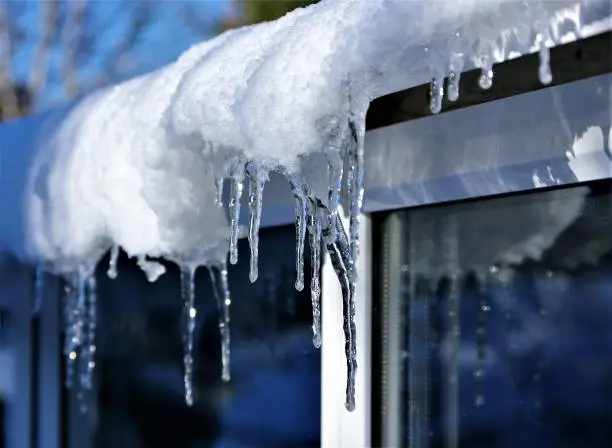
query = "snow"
xmin=0 ymin=0 xmax=606 ymax=271
xmin=0 ymin=0 xmax=610 ymax=411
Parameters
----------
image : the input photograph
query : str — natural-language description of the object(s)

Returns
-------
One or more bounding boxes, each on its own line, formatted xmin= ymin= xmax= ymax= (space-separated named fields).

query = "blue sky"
xmin=8 ymin=1 xmax=232 ymax=108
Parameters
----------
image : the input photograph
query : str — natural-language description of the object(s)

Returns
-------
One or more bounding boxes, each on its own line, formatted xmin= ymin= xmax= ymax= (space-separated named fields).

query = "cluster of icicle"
xmin=60 ymin=29 xmax=565 ymax=414
xmin=427 ymin=24 xmax=561 ymax=114
xmin=214 ymin=108 xmax=365 ymax=411
xmin=61 ymin=245 xmax=232 ymax=411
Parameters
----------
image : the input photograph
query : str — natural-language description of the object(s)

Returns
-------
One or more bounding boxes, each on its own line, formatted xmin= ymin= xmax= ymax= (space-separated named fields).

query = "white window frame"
xmin=320 ymin=72 xmax=611 ymax=447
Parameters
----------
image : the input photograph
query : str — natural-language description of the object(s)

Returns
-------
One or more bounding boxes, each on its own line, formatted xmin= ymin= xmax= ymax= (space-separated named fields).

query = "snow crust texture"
xmin=0 ymin=0 xmax=609 ymax=412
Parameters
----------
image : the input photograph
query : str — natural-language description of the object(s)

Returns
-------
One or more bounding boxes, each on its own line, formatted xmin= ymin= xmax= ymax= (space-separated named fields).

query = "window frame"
xmin=321 ymin=32 xmax=611 ymax=447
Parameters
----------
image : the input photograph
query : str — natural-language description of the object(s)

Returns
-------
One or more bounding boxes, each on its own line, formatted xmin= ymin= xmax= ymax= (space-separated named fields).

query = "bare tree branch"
xmin=95 ymin=1 xmax=153 ymax=87
xmin=61 ymin=0 xmax=88 ymax=99
xmin=0 ymin=0 xmax=19 ymax=119
xmin=28 ymin=0 xmax=60 ymax=102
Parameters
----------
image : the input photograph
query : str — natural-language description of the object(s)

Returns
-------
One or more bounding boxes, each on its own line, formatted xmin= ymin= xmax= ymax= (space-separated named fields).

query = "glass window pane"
xmin=93 ymin=226 xmax=321 ymax=447
xmin=375 ymin=181 xmax=612 ymax=447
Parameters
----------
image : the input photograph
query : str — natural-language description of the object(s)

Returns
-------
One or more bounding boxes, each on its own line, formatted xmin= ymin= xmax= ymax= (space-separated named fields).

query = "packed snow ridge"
xmin=0 ymin=0 xmax=609 ymax=411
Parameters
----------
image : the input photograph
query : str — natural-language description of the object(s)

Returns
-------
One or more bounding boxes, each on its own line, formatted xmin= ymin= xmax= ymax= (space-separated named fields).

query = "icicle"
xmin=478 ymin=55 xmax=494 ymax=90
xmin=346 ymin=116 xmax=365 ymax=279
xmin=215 ymin=177 xmax=224 ymax=207
xmin=107 ymin=245 xmax=119 ymax=279
xmin=534 ymin=270 xmax=552 ymax=411
xmin=137 ymin=256 xmax=166 ymax=282
xmin=180 ymin=266 xmax=197 ymax=406
xmin=408 ymin=275 xmax=430 ymax=448
xmin=292 ymin=180 xmax=307 ymax=291
xmin=64 ymin=271 xmax=87 ymax=389
xmin=229 ymin=166 xmax=245 ymax=265
xmin=208 ymin=263 xmax=232 ymax=382
xmin=429 ymin=75 xmax=444 ymax=114
xmin=326 ymin=159 xmax=343 ymax=244
xmin=474 ymin=274 xmax=489 ymax=407
xmin=536 ymin=33 xmax=552 ymax=85
xmin=446 ymin=274 xmax=461 ymax=448
xmin=246 ymin=164 xmax=265 ymax=283
xmin=62 ymin=279 xmax=77 ymax=388
xmin=218 ymin=262 xmax=231 ymax=382
xmin=79 ymin=275 xmax=97 ymax=390
xmin=34 ymin=265 xmax=44 ymax=315
xmin=307 ymin=204 xmax=323 ymax=348
xmin=323 ymin=213 xmax=357 ymax=411
xmin=447 ymin=71 xmax=461 ymax=102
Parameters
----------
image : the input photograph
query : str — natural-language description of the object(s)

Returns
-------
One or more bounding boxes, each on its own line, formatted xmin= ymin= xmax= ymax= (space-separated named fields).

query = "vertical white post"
xmin=321 ymin=212 xmax=371 ymax=447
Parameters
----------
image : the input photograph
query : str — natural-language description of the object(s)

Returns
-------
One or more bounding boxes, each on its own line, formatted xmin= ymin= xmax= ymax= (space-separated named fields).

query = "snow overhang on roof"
xmin=0 ymin=0 xmax=610 ymax=411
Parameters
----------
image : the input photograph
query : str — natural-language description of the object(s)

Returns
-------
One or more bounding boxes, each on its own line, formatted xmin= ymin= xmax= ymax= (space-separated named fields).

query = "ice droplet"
xmin=429 ymin=76 xmax=444 ymax=114
xmin=292 ymin=180 xmax=307 ymax=291
xmin=208 ymin=264 xmax=232 ymax=382
xmin=246 ymin=164 xmax=265 ymax=283
xmin=215 ymin=177 xmax=224 ymax=207
xmin=447 ymin=71 xmax=461 ymax=102
xmin=107 ymin=245 xmax=119 ymax=279
xmin=307 ymin=204 xmax=322 ymax=348
xmin=478 ymin=55 xmax=494 ymax=90
xmin=536 ymin=33 xmax=552 ymax=85
xmin=229 ymin=165 xmax=245 ymax=265
xmin=323 ymin=213 xmax=357 ymax=411
xmin=180 ymin=266 xmax=197 ymax=406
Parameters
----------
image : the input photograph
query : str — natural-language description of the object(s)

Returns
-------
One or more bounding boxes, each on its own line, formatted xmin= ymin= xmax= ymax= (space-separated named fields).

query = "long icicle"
xmin=63 ymin=276 xmax=78 ymax=388
xmin=247 ymin=164 xmax=265 ymax=283
xmin=79 ymin=275 xmax=97 ymax=390
xmin=180 ymin=266 xmax=197 ymax=406
xmin=292 ymin=179 xmax=307 ymax=291
xmin=208 ymin=263 xmax=232 ymax=382
xmin=307 ymin=203 xmax=323 ymax=348
xmin=324 ymin=212 xmax=357 ymax=411
xmin=346 ymin=114 xmax=365 ymax=282
xmin=229 ymin=165 xmax=245 ymax=265
xmin=474 ymin=273 xmax=489 ymax=407
xmin=219 ymin=261 xmax=232 ymax=382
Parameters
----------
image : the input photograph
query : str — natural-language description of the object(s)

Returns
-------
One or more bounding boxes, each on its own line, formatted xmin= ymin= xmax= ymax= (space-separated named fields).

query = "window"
xmin=373 ymin=180 xmax=612 ymax=447
xmin=92 ymin=225 xmax=321 ymax=448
